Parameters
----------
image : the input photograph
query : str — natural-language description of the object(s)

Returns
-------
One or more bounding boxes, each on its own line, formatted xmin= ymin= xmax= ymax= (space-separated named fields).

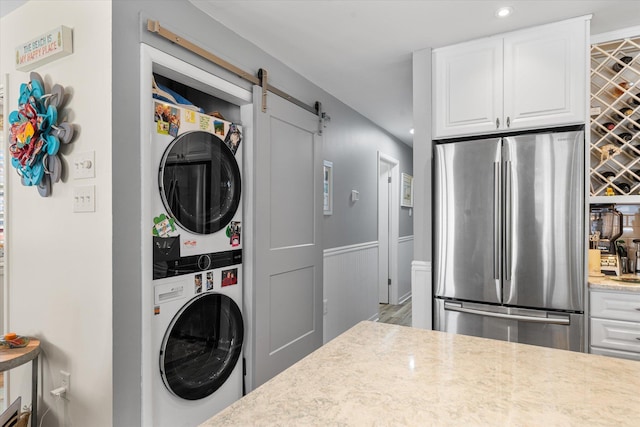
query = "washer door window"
xmin=160 ymin=131 xmax=241 ymax=235
xmin=160 ymin=293 xmax=244 ymax=400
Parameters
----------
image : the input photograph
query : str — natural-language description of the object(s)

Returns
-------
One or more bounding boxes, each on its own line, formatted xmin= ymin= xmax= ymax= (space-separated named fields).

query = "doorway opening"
xmin=377 ymin=152 xmax=399 ymax=305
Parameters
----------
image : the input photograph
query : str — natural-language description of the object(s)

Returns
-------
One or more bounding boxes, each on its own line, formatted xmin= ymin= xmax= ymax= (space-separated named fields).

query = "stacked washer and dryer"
xmin=148 ymin=82 xmax=245 ymax=426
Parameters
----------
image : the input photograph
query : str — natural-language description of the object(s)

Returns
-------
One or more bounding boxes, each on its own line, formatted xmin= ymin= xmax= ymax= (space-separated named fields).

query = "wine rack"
xmin=590 ymin=36 xmax=640 ymax=198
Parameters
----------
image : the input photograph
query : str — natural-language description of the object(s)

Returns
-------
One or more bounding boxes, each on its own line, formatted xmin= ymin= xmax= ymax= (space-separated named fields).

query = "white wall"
xmin=0 ymin=2 xmax=113 ymax=426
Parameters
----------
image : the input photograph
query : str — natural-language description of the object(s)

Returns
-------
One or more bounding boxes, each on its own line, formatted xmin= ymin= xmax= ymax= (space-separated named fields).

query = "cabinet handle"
xmin=635 ymin=307 xmax=640 ymax=311
xmin=496 ymin=118 xmax=500 ymax=129
xmin=507 ymin=116 xmax=511 ymax=128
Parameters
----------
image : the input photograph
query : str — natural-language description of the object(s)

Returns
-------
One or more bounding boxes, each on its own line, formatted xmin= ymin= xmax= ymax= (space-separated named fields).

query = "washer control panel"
xmin=153 ymin=249 xmax=242 ymax=280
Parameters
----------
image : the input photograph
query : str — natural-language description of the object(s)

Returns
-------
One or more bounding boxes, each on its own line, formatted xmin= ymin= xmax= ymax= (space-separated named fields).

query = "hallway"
xmin=378 ymin=298 xmax=412 ymax=327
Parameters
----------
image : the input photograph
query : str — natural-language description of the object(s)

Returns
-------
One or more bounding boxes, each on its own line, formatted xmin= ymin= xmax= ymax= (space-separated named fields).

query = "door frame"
xmin=377 ymin=152 xmax=400 ymax=305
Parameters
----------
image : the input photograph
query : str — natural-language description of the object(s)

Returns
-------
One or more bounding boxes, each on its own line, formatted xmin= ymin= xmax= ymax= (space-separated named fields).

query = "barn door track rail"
xmin=146 ymin=19 xmax=330 ymax=133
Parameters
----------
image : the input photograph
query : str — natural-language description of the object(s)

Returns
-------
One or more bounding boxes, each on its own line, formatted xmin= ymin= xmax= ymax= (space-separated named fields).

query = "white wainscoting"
xmin=323 ymin=241 xmax=379 ymax=343
xmin=411 ymin=261 xmax=432 ymax=330
xmin=323 ymin=237 xmax=414 ymax=343
xmin=397 ymin=235 xmax=414 ymax=304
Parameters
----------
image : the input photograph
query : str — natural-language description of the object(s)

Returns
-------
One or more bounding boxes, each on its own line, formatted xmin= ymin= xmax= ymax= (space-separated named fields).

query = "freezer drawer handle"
xmin=443 ymin=303 xmax=571 ymax=325
xmin=496 ymin=118 xmax=500 ymax=129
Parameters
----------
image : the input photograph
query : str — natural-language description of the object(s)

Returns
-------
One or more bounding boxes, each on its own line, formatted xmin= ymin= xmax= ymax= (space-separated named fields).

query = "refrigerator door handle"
xmin=443 ymin=302 xmax=571 ymax=325
xmin=504 ymin=160 xmax=513 ymax=282
xmin=493 ymin=162 xmax=500 ymax=281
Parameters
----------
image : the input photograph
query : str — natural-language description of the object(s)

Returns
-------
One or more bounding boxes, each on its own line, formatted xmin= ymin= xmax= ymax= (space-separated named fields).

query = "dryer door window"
xmin=160 ymin=293 xmax=244 ymax=400
xmin=160 ymin=131 xmax=241 ymax=235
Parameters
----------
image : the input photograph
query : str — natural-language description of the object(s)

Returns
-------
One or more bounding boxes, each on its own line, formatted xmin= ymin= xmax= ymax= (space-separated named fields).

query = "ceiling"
xmin=190 ymin=0 xmax=640 ymax=145
xmin=2 ymin=1 xmax=639 ymax=145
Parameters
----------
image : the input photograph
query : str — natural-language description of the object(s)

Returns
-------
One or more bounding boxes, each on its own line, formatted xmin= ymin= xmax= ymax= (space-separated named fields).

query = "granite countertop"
xmin=201 ymin=321 xmax=640 ymax=426
xmin=588 ymin=274 xmax=640 ymax=292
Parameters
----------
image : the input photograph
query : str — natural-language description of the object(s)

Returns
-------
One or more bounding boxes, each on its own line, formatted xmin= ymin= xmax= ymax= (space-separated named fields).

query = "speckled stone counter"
xmin=589 ymin=274 xmax=640 ymax=292
xmin=201 ymin=321 xmax=640 ymax=426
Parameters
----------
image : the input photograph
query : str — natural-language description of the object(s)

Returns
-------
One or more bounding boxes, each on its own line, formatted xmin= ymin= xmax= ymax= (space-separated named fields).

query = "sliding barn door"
xmin=252 ymin=86 xmax=323 ymax=387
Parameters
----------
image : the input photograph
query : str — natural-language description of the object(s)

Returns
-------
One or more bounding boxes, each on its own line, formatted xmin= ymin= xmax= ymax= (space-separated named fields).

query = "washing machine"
xmin=149 ymin=98 xmax=244 ymax=426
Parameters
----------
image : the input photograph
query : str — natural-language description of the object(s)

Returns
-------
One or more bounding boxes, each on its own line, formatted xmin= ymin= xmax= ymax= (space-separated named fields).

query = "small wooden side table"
xmin=0 ymin=339 xmax=41 ymax=427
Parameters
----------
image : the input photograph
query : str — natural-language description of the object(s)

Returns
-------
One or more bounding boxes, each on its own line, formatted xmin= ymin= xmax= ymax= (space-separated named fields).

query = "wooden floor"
xmin=378 ymin=297 xmax=412 ymax=327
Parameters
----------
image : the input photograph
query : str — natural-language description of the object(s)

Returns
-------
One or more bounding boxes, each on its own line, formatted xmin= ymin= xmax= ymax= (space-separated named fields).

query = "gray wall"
xmin=113 ymin=0 xmax=412 ymax=424
xmin=412 ymin=48 xmax=433 ymax=263
xmin=322 ymin=100 xmax=413 ymax=248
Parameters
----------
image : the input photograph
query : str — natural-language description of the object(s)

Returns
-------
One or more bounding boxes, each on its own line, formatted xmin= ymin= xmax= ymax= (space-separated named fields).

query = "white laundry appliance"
xmin=149 ymin=98 xmax=244 ymax=426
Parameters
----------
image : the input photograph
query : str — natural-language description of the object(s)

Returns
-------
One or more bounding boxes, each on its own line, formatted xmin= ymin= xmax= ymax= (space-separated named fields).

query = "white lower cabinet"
xmin=590 ymin=290 xmax=640 ymax=361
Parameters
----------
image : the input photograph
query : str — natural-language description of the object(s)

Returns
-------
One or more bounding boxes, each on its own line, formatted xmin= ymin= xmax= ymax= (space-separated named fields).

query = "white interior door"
xmin=378 ymin=153 xmax=399 ymax=304
xmin=252 ymin=87 xmax=323 ymax=388
xmin=378 ymin=161 xmax=390 ymax=304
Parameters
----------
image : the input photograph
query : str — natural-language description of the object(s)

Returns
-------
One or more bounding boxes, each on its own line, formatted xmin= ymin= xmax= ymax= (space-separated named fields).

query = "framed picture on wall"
xmin=401 ymin=173 xmax=413 ymax=207
xmin=323 ymin=160 xmax=333 ymax=215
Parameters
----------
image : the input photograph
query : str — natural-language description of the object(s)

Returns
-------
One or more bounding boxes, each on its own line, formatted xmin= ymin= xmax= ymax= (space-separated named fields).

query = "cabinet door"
xmin=433 ymin=37 xmax=503 ymax=138
xmin=503 ymin=18 xmax=587 ymax=130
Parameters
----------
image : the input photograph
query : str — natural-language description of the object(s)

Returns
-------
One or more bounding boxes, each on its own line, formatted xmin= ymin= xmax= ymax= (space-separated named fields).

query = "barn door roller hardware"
xmin=315 ymin=101 xmax=331 ymax=135
xmin=147 ymin=20 xmax=326 ymax=123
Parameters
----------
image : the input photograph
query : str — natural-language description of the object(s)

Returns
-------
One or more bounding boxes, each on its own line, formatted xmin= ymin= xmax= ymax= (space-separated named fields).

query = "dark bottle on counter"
xmin=612 ymin=55 xmax=633 ymax=72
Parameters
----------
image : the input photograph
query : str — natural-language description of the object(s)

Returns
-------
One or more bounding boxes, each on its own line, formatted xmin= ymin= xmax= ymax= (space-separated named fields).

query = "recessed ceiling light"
xmin=496 ymin=6 xmax=513 ymax=18
xmin=410 ymin=128 xmax=415 ymax=135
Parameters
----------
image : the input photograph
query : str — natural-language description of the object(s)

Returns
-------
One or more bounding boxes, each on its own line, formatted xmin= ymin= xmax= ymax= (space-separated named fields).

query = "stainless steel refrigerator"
xmin=433 ymin=129 xmax=584 ymax=352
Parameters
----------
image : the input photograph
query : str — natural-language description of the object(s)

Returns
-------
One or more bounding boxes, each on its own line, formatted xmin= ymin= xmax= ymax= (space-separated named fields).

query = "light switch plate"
xmin=73 ymin=185 xmax=95 ymax=213
xmin=73 ymin=151 xmax=95 ymax=179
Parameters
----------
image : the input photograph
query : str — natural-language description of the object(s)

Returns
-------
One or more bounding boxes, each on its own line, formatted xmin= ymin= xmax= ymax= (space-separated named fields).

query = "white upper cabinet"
xmin=433 ymin=17 xmax=589 ymax=139
xmin=433 ymin=38 xmax=503 ymax=137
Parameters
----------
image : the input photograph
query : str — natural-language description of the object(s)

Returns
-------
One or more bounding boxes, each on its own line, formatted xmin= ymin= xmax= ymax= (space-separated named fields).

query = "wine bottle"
xmin=613 ymin=181 xmax=631 ymax=194
xmin=613 ymin=81 xmax=633 ymax=97
xmin=619 ymin=132 xmax=633 ymax=142
xmin=603 ymin=122 xmax=616 ymax=131
xmin=630 ymin=92 xmax=640 ymax=107
xmin=620 ymin=107 xmax=634 ymax=116
xmin=613 ymin=56 xmax=633 ymax=72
